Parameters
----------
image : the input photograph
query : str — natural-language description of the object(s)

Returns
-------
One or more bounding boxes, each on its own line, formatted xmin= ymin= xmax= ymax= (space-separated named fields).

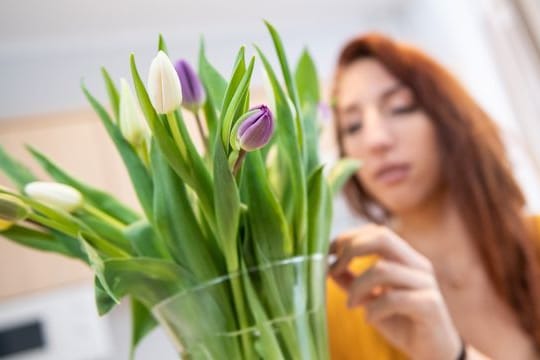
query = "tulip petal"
xmin=24 ymin=182 xmax=83 ymax=213
xmin=148 ymin=51 xmax=182 ymax=114
xmin=175 ymin=59 xmax=206 ymax=111
xmin=237 ymin=105 xmax=274 ymax=151
xmin=119 ymin=78 xmax=150 ymax=147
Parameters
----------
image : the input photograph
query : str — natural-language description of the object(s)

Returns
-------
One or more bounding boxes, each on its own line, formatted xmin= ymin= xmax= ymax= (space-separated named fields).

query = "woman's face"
xmin=335 ymin=58 xmax=443 ymax=214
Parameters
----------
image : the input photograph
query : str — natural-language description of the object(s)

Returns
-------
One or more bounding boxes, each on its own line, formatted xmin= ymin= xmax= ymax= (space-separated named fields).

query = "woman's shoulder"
xmin=326 ymin=255 xmax=407 ymax=360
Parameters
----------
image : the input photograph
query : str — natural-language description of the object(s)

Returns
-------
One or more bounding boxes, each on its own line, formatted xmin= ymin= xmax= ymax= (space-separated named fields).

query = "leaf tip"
xmin=80 ymin=79 xmax=89 ymax=93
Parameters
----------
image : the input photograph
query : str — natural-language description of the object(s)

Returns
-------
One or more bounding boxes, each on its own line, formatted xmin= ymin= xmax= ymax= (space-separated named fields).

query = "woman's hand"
xmin=329 ymin=223 xmax=462 ymax=360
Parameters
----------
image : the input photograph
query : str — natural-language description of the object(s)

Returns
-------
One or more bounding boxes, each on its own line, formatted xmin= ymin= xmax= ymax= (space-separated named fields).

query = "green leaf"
xmin=220 ymin=56 xmax=256 ymax=152
xmin=255 ymin=46 xmax=307 ymax=255
xmin=53 ymin=230 xmax=88 ymax=262
xmin=241 ymin=263 xmax=285 ymax=360
xmin=212 ymin=137 xmax=240 ymax=267
xmin=79 ymin=232 xmax=121 ymax=305
xmin=219 ymin=48 xmax=248 ymax=147
xmin=242 ymin=151 xmax=292 ymax=260
xmin=201 ymin=97 xmax=219 ymax=164
xmin=151 ymin=142 xmax=223 ymax=279
xmin=295 ymin=49 xmax=321 ymax=174
xmin=307 ymin=166 xmax=332 ymax=254
xmin=158 ymin=34 xmax=169 ymax=53
xmin=76 ymin=212 xmax=134 ymax=254
xmin=103 ymin=257 xmax=194 ymax=308
xmin=130 ymin=298 xmax=157 ymax=360
xmin=221 ymin=47 xmax=246 ymax=112
xmin=169 ymin=109 xmax=216 ymax=226
xmin=327 ymin=158 xmax=362 ymax=196
xmin=123 ymin=219 xmax=168 ymax=259
xmin=263 ymin=21 xmax=304 ymax=150
xmin=301 ymin=105 xmax=320 ymax=177
xmin=101 ymin=67 xmax=120 ymax=121
xmin=1 ymin=225 xmax=73 ymax=257
xmin=81 ymin=84 xmax=154 ymax=221
xmin=0 ymin=145 xmax=38 ymax=191
xmin=95 ymin=276 xmax=117 ymax=315
xmin=294 ymin=49 xmax=320 ymax=108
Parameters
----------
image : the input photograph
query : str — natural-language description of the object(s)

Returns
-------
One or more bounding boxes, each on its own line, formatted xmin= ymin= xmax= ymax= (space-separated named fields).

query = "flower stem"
xmin=82 ymin=203 xmax=125 ymax=230
xmin=135 ymin=142 xmax=151 ymax=169
xmin=232 ymin=149 xmax=247 ymax=176
xmin=225 ymin=253 xmax=255 ymax=359
xmin=194 ymin=111 xmax=208 ymax=152
xmin=166 ymin=112 xmax=188 ymax=160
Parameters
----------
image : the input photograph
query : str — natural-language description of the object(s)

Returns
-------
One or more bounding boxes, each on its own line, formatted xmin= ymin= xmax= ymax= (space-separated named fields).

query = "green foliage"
xmin=0 ymin=23 xmax=359 ymax=358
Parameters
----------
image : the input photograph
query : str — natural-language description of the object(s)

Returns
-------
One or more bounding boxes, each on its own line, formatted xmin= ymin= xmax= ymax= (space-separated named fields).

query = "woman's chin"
xmin=379 ymin=193 xmax=425 ymax=215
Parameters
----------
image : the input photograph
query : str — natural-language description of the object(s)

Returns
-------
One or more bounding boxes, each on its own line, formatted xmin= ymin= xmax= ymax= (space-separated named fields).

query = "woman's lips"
xmin=374 ymin=164 xmax=410 ymax=185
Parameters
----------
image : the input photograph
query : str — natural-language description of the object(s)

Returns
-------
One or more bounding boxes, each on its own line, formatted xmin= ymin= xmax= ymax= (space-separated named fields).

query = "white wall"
xmin=0 ymin=0 xmax=405 ymax=119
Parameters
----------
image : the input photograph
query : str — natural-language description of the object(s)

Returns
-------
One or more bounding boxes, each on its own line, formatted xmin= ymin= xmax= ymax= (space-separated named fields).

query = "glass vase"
xmin=152 ymin=254 xmax=329 ymax=359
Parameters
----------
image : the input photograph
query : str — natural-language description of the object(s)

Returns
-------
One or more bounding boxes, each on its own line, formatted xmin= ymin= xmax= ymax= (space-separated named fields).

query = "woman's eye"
xmin=342 ymin=122 xmax=362 ymax=135
xmin=390 ymin=102 xmax=418 ymax=116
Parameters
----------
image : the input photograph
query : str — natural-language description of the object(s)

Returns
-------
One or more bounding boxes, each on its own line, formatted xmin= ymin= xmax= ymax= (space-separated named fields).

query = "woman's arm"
xmin=329 ymin=223 xmax=493 ymax=360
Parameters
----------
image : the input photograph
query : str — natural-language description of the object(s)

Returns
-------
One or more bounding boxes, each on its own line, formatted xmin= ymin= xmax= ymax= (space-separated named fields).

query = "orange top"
xmin=326 ymin=255 xmax=407 ymax=359
xmin=326 ymin=216 xmax=540 ymax=359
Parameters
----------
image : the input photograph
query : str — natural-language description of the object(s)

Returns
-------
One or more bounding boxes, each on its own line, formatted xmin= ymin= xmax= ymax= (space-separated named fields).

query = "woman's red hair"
xmin=332 ymin=33 xmax=540 ymax=349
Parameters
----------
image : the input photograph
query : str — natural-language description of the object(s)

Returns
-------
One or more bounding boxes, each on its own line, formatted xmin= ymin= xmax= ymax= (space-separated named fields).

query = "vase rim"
xmin=152 ymin=253 xmax=327 ymax=311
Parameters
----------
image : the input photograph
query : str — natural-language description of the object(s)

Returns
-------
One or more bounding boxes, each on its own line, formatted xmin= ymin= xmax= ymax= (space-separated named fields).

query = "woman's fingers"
xmin=363 ymin=288 xmax=439 ymax=324
xmin=330 ymin=224 xmax=432 ymax=276
xmin=347 ymin=259 xmax=434 ymax=307
xmin=329 ymin=225 xmax=463 ymax=359
xmin=331 ymin=268 xmax=356 ymax=291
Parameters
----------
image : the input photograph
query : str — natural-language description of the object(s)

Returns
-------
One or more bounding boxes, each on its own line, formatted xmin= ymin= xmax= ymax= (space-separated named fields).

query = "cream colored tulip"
xmin=24 ymin=182 xmax=83 ymax=213
xmin=147 ymin=51 xmax=183 ymax=114
xmin=119 ymin=78 xmax=150 ymax=147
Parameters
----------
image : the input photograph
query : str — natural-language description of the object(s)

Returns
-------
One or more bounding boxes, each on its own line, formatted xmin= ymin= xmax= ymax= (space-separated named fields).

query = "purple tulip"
xmin=317 ymin=101 xmax=332 ymax=124
xmin=237 ymin=105 xmax=274 ymax=151
xmin=174 ymin=59 xmax=206 ymax=112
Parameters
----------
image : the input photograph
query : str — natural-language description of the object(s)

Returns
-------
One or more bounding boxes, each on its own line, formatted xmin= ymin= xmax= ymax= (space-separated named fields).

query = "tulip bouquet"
xmin=0 ymin=22 xmax=359 ymax=359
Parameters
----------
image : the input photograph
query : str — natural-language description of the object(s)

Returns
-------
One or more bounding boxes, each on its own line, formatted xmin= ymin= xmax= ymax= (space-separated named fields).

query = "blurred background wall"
xmin=1 ymin=0 xmax=539 ymax=358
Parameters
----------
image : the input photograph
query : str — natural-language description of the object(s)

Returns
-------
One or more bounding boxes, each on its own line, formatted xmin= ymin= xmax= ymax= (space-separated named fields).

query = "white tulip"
xmin=119 ymin=78 xmax=150 ymax=147
xmin=147 ymin=51 xmax=182 ymax=114
xmin=24 ymin=182 xmax=83 ymax=213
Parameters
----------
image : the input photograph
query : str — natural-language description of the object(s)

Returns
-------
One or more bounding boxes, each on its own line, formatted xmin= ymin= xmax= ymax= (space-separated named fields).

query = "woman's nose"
xmin=362 ymin=107 xmax=394 ymax=154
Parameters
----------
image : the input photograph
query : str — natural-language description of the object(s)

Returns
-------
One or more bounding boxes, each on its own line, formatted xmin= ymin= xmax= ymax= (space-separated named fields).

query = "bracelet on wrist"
xmin=456 ymin=337 xmax=467 ymax=360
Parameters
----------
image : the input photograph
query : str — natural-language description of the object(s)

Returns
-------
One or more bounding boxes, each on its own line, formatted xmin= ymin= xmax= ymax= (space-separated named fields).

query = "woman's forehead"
xmin=336 ymin=58 xmax=401 ymax=107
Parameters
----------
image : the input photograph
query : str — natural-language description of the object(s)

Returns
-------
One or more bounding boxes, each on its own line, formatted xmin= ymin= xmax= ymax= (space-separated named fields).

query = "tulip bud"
xmin=0 ymin=194 xmax=30 ymax=230
xmin=119 ymin=78 xmax=150 ymax=147
xmin=236 ymin=105 xmax=274 ymax=151
xmin=147 ymin=51 xmax=183 ymax=114
xmin=174 ymin=59 xmax=206 ymax=112
xmin=317 ymin=101 xmax=331 ymax=125
xmin=24 ymin=182 xmax=83 ymax=213
xmin=0 ymin=219 xmax=12 ymax=231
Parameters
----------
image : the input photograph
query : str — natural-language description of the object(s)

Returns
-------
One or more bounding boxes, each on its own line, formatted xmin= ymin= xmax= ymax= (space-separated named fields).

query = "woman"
xmin=327 ymin=33 xmax=540 ymax=359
